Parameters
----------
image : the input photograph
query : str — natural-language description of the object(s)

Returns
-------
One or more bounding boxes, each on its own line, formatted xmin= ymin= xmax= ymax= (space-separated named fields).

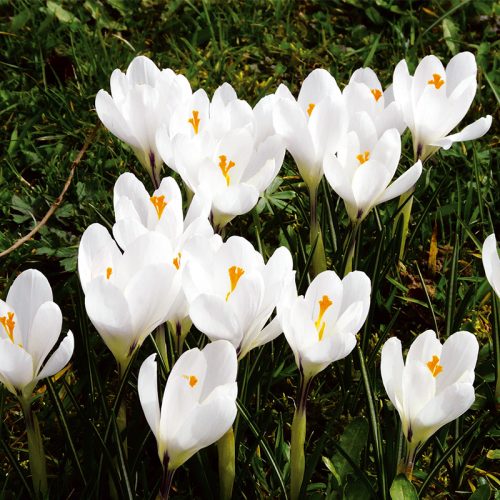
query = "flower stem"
xmin=155 ymin=323 xmax=169 ymax=369
xmin=309 ymin=187 xmax=326 ymax=277
xmin=117 ymin=361 xmax=129 ymax=458
xmin=403 ymin=442 xmax=418 ymax=481
xmin=20 ymin=398 xmax=48 ymax=498
xmin=394 ymin=186 xmax=415 ymax=260
xmin=343 ymin=221 xmax=361 ymax=276
xmin=159 ymin=464 xmax=175 ymax=500
xmin=217 ymin=426 xmax=235 ymax=500
xmin=290 ymin=376 xmax=312 ymax=500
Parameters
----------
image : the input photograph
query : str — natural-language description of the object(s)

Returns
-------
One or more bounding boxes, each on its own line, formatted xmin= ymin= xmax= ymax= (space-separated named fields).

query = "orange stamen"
xmin=371 ymin=88 xmax=382 ymax=101
xmin=356 ymin=151 xmax=370 ymax=164
xmin=106 ymin=267 xmax=113 ymax=279
xmin=427 ymin=73 xmax=445 ymax=89
xmin=314 ymin=295 xmax=333 ymax=341
xmin=182 ymin=374 xmax=198 ymax=387
xmin=188 ymin=110 xmax=200 ymax=134
xmin=150 ymin=195 xmax=167 ymax=219
xmin=225 ymin=265 xmax=245 ymax=301
xmin=218 ymin=155 xmax=236 ymax=186
xmin=426 ymin=355 xmax=443 ymax=377
xmin=307 ymin=103 xmax=315 ymax=116
xmin=173 ymin=252 xmax=182 ymax=270
xmin=0 ymin=312 xmax=15 ymax=343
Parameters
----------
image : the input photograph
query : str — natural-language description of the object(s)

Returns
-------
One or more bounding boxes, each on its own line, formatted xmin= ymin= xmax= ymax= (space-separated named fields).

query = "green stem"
xmin=159 ymin=460 xmax=175 ymax=500
xmin=217 ymin=426 xmax=235 ymax=500
xmin=117 ymin=361 xmax=128 ymax=458
xmin=20 ymin=398 xmax=48 ymax=498
xmin=290 ymin=376 xmax=312 ymax=500
xmin=404 ymin=441 xmax=418 ymax=481
xmin=344 ymin=221 xmax=361 ymax=276
xmin=309 ymin=187 xmax=326 ymax=277
xmin=155 ymin=323 xmax=169 ymax=368
xmin=395 ymin=187 xmax=415 ymax=260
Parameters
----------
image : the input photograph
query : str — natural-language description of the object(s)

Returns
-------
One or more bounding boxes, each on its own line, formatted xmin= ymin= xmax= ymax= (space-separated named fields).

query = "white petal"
xmin=297 ymin=68 xmax=341 ymax=112
xmin=482 ymin=233 xmax=500 ymax=297
xmin=406 ymin=330 xmax=442 ymax=367
xmin=437 ymin=331 xmax=478 ymax=392
xmin=431 ymin=116 xmax=492 ymax=149
xmin=6 ymin=269 xmax=53 ymax=344
xmin=37 ymin=331 xmax=74 ymax=380
xmin=376 ymin=160 xmax=422 ymax=204
xmin=26 ymin=302 xmax=62 ymax=375
xmin=138 ymin=353 xmax=160 ymax=441
xmin=380 ymin=337 xmax=404 ymax=411
xmin=0 ymin=339 xmax=33 ymax=394
xmin=445 ymin=52 xmax=476 ymax=95
xmin=413 ymin=382 xmax=475 ymax=445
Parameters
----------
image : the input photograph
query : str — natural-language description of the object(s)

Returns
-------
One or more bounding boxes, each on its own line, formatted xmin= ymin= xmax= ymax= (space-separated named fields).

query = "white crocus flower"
xmin=393 ymin=52 xmax=492 ymax=161
xmin=273 ymin=68 xmax=348 ymax=193
xmin=482 ymin=233 xmax=500 ymax=298
xmin=112 ymin=172 xmax=213 ymax=350
xmin=138 ymin=341 xmax=237 ymax=497
xmin=157 ymin=84 xmax=285 ymax=231
xmin=95 ymin=56 xmax=192 ymax=187
xmin=381 ymin=330 xmax=478 ymax=474
xmin=183 ymin=235 xmax=294 ymax=359
xmin=343 ymin=67 xmax=405 ymax=136
xmin=0 ymin=269 xmax=74 ymax=400
xmin=279 ymin=270 xmax=371 ymax=381
xmin=324 ymin=122 xmax=422 ymax=223
xmin=78 ymin=224 xmax=180 ymax=369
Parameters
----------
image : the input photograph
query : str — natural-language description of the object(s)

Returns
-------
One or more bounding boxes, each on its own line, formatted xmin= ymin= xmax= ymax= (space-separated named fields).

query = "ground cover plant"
xmin=0 ymin=0 xmax=499 ymax=498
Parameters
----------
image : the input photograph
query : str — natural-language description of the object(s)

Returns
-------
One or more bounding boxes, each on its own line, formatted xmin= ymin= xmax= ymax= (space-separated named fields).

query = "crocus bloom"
xmin=157 ymin=83 xmax=285 ymax=230
xmin=482 ymin=233 xmax=500 ymax=298
xmin=183 ymin=235 xmax=294 ymax=359
xmin=95 ymin=56 xmax=192 ymax=186
xmin=0 ymin=269 xmax=74 ymax=399
xmin=112 ymin=172 xmax=213 ymax=347
xmin=381 ymin=330 xmax=478 ymax=453
xmin=138 ymin=340 xmax=237 ymax=472
xmin=324 ymin=123 xmax=422 ymax=222
xmin=279 ymin=270 xmax=371 ymax=380
xmin=78 ymin=224 xmax=180 ymax=368
xmin=273 ymin=68 xmax=348 ymax=193
xmin=393 ymin=52 xmax=492 ymax=161
xmin=343 ymin=67 xmax=405 ymax=136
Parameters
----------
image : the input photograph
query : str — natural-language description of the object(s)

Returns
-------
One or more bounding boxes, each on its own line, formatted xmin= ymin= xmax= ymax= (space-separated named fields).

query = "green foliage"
xmin=0 ymin=0 xmax=498 ymax=498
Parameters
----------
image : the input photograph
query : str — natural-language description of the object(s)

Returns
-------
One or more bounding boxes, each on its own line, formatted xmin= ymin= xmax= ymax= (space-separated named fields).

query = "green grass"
xmin=0 ymin=0 xmax=499 ymax=498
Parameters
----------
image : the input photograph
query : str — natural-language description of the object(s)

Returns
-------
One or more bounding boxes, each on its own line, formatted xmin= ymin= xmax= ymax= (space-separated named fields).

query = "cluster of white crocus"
xmin=0 ymin=269 xmax=74 ymax=400
xmin=88 ymin=51 xmax=492 ymax=497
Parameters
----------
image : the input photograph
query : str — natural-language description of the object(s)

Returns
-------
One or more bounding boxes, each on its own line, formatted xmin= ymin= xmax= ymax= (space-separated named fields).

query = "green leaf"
xmin=46 ymin=1 xmax=80 ymax=24
xmin=469 ymin=484 xmax=491 ymax=500
xmin=442 ymin=18 xmax=460 ymax=55
xmin=486 ymin=449 xmax=500 ymax=460
xmin=329 ymin=417 xmax=369 ymax=486
xmin=390 ymin=474 xmax=418 ymax=500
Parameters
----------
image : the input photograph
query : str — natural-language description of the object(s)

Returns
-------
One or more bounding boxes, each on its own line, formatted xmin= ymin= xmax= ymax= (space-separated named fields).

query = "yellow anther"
xmin=182 ymin=374 xmax=199 ymax=388
xmin=307 ymin=103 xmax=315 ymax=116
xmin=371 ymin=88 xmax=382 ymax=101
xmin=427 ymin=73 xmax=445 ymax=89
xmin=150 ymin=195 xmax=167 ymax=219
xmin=219 ymin=155 xmax=236 ymax=186
xmin=188 ymin=110 xmax=201 ymax=134
xmin=106 ymin=267 xmax=113 ymax=280
xmin=426 ymin=355 xmax=443 ymax=377
xmin=314 ymin=295 xmax=333 ymax=341
xmin=173 ymin=252 xmax=182 ymax=270
xmin=225 ymin=265 xmax=245 ymax=301
xmin=356 ymin=151 xmax=370 ymax=164
xmin=0 ymin=311 xmax=15 ymax=343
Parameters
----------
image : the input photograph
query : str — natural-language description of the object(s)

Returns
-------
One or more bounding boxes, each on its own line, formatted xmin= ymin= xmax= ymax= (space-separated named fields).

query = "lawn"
xmin=0 ymin=0 xmax=498 ymax=498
